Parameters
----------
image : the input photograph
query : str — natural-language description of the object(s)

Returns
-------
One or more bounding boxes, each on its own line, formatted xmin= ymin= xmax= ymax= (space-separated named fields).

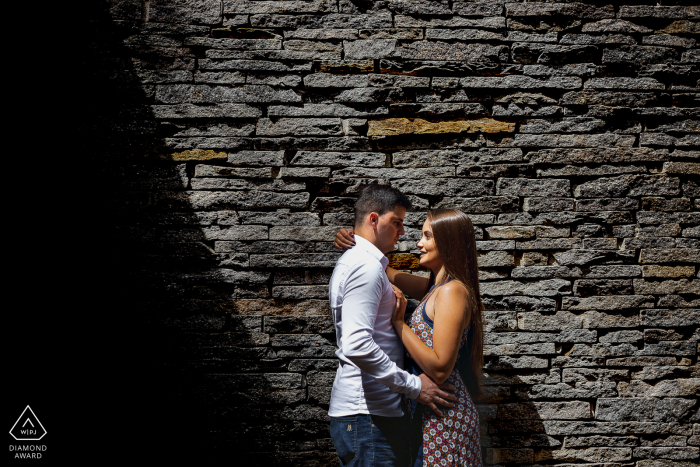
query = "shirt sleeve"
xmin=340 ymin=261 xmax=422 ymax=400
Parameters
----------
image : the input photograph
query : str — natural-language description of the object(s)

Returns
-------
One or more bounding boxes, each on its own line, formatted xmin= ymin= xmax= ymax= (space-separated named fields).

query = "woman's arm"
xmin=334 ymin=228 xmax=430 ymax=300
xmin=386 ymin=266 xmax=430 ymax=301
xmin=392 ymin=282 xmax=471 ymax=384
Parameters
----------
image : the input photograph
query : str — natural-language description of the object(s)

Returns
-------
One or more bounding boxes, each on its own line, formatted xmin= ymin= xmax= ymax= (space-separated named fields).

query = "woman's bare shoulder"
xmin=442 ymin=280 xmax=471 ymax=297
xmin=436 ymin=281 xmax=471 ymax=306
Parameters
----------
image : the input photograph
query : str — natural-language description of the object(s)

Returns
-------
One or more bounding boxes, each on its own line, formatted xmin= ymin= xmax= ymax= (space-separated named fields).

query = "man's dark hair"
xmin=354 ymin=184 xmax=412 ymax=227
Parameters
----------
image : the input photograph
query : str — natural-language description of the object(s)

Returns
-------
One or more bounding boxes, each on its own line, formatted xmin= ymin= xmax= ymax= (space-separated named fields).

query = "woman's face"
xmin=417 ymin=219 xmax=442 ymax=271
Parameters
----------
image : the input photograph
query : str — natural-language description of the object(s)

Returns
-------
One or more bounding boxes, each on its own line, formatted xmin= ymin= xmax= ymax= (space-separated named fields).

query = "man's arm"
xmin=340 ymin=262 xmax=458 ymax=415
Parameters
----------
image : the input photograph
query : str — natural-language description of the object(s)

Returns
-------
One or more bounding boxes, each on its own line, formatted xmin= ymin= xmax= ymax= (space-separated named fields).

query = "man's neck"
xmin=353 ymin=230 xmax=379 ymax=249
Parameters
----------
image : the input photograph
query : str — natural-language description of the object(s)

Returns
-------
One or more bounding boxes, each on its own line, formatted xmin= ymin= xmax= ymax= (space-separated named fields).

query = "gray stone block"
xmin=291 ymin=151 xmax=385 ymax=167
xmin=257 ymin=118 xmax=342 ymax=136
xmin=596 ymin=398 xmax=697 ymax=422
xmin=497 ymin=178 xmax=570 ymax=197
xmin=223 ymin=0 xmax=337 ymax=14
xmin=148 ymin=0 xmax=222 ymax=24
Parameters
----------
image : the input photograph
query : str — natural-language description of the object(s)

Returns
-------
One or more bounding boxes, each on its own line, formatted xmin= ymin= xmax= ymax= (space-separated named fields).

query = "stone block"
xmin=303 ymin=73 xmax=368 ymax=88
xmin=152 ymin=104 xmax=263 ymax=119
xmin=367 ymin=118 xmax=514 ymax=136
xmin=664 ymin=162 xmax=700 ymax=175
xmin=562 ymin=295 xmax=652 ymax=311
xmin=617 ymin=379 xmax=700 ymax=398
xmin=518 ymin=239 xmax=584 ymax=251
xmin=562 ymin=368 xmax=629 ymax=383
xmin=597 ymin=397 xmax=697 ymax=423
xmin=634 ymin=279 xmax=699 ymax=295
xmin=536 ymin=447 xmax=632 ymax=463
xmin=393 ymin=179 xmax=493 ymax=197
xmin=582 ymin=238 xmax=617 ymax=250
xmin=634 ymin=447 xmax=700 ymax=460
xmin=484 ymin=343 xmax=556 ymax=356
xmin=515 ymin=382 xmax=617 ymax=399
xmin=167 ymin=149 xmax=227 ymax=161
xmin=185 ymin=37 xmax=281 ymax=49
xmin=434 ymin=197 xmax=520 ymax=214
xmin=574 ymin=175 xmax=680 ymax=198
xmin=520 ymin=253 xmax=549 ymax=267
xmin=461 ymin=76 xmax=581 ymax=90
xmin=481 ymin=279 xmax=571 ymax=297
xmin=257 ymin=118 xmax=342 ymax=136
xmin=506 ymin=3 xmax=614 ymax=19
xmin=185 ymin=191 xmax=309 ymax=210
xmin=497 ymin=401 xmax=591 ymax=420
xmin=148 ymin=0 xmax=222 ymax=24
xmin=599 ymin=330 xmax=643 ymax=344
xmin=584 ymin=77 xmax=665 ymax=90
xmin=227 ymin=151 xmax=284 ymax=166
xmin=518 ymin=310 xmax=639 ymax=331
xmin=553 ymin=249 xmax=612 ymax=265
xmin=343 ymin=39 xmax=396 ymax=60
xmin=268 ymin=104 xmax=387 ymax=118
xmin=291 ymin=151 xmax=385 ymax=167
xmin=155 ymin=84 xmax=302 ymax=104
xmin=426 ymin=29 xmax=505 ymax=41
xmin=484 ymin=356 xmax=549 ymax=370
xmin=223 ymin=0 xmax=337 ymax=14
xmin=269 ymin=226 xmax=345 ymax=241
xmin=496 ymin=178 xmax=570 ymax=197
xmin=640 ymin=309 xmax=700 ymax=327
xmin=250 ymin=254 xmax=340 ymax=268
xmin=513 ymin=133 xmax=636 ymax=147
xmin=511 ymin=267 xmax=583 ymax=279
xmin=607 ymin=356 xmax=691 ymax=367
xmin=529 ymin=147 xmax=668 ymax=164
xmin=521 ymin=117 xmax=606 ymax=134
xmin=619 ymin=5 xmax=700 ymax=19
xmin=198 ymin=59 xmax=312 ymax=72
xmin=486 ymin=226 xmax=535 ymax=239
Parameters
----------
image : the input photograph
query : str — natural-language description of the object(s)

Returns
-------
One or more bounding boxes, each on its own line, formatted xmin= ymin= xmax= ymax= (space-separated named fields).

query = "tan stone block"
xmin=316 ymin=60 xmax=374 ymax=73
xmin=367 ymin=118 xmax=514 ymax=136
xmin=166 ymin=149 xmax=228 ymax=161
xmin=387 ymin=253 xmax=421 ymax=269
xmin=235 ymin=299 xmax=331 ymax=315
xmin=486 ymin=226 xmax=536 ymax=239
xmin=634 ymin=278 xmax=700 ymax=294
xmin=663 ymin=161 xmax=700 ymax=175
xmin=658 ymin=20 xmax=700 ymax=34
xmin=642 ymin=265 xmax=696 ymax=278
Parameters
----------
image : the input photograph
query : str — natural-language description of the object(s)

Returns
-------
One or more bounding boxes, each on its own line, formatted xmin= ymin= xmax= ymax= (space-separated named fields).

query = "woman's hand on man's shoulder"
xmin=334 ymin=228 xmax=355 ymax=250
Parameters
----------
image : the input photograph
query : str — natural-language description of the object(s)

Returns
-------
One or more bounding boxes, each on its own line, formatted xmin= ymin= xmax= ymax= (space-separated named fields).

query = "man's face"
xmin=374 ymin=205 xmax=406 ymax=254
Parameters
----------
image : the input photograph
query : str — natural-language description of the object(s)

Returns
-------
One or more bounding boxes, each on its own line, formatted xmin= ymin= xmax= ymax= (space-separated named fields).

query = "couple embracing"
xmin=328 ymin=184 xmax=485 ymax=467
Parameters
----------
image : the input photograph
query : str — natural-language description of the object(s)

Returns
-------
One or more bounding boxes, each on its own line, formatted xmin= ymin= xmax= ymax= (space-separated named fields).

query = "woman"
xmin=335 ymin=209 xmax=484 ymax=467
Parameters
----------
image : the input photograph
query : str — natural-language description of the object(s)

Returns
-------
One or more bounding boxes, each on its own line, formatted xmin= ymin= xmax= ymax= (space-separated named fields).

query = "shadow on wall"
xmin=81 ymin=3 xmax=285 ymax=462
xmin=480 ymin=359 xmax=557 ymax=465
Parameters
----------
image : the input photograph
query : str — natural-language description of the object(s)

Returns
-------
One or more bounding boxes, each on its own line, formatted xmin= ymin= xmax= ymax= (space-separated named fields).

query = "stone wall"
xmin=89 ymin=0 xmax=698 ymax=465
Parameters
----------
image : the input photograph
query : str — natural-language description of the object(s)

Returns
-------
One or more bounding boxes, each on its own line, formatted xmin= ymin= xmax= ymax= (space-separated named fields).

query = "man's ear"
xmin=369 ymin=212 xmax=378 ymax=228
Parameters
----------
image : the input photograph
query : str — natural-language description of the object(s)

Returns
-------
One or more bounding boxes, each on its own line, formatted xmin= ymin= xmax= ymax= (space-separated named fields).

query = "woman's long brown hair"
xmin=425 ymin=209 xmax=484 ymax=401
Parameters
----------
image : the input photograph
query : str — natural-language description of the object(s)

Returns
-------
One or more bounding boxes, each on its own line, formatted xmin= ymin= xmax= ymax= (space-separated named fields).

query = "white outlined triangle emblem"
xmin=9 ymin=406 xmax=47 ymax=441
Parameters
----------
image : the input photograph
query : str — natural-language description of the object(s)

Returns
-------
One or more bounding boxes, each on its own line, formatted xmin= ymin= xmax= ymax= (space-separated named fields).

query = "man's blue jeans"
xmin=330 ymin=413 xmax=411 ymax=467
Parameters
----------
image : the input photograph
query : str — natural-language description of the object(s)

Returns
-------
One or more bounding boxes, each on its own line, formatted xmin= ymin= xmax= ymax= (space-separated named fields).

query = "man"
xmin=328 ymin=184 xmax=457 ymax=467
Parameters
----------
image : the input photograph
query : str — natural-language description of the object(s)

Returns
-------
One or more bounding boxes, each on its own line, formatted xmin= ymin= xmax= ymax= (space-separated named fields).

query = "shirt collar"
xmin=353 ymin=234 xmax=389 ymax=268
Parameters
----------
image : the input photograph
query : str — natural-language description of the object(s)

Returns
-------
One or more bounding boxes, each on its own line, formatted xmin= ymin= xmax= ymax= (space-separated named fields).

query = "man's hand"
xmin=334 ymin=228 xmax=355 ymax=250
xmin=417 ymin=373 xmax=458 ymax=417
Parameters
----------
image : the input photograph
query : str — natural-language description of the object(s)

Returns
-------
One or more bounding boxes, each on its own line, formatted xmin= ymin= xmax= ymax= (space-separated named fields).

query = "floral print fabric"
xmin=408 ymin=298 xmax=482 ymax=467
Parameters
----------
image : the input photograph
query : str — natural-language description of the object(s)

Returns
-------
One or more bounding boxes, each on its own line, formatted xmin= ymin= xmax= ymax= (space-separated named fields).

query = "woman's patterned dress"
xmin=407 ymin=289 xmax=482 ymax=467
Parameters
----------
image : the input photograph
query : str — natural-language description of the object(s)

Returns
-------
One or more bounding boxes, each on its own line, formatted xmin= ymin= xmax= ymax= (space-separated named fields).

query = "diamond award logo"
xmin=9 ymin=406 xmax=46 ymax=441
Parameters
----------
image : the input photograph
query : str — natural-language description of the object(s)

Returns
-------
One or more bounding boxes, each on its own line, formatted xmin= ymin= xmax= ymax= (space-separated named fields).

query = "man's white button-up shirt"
xmin=328 ymin=234 xmax=422 ymax=417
